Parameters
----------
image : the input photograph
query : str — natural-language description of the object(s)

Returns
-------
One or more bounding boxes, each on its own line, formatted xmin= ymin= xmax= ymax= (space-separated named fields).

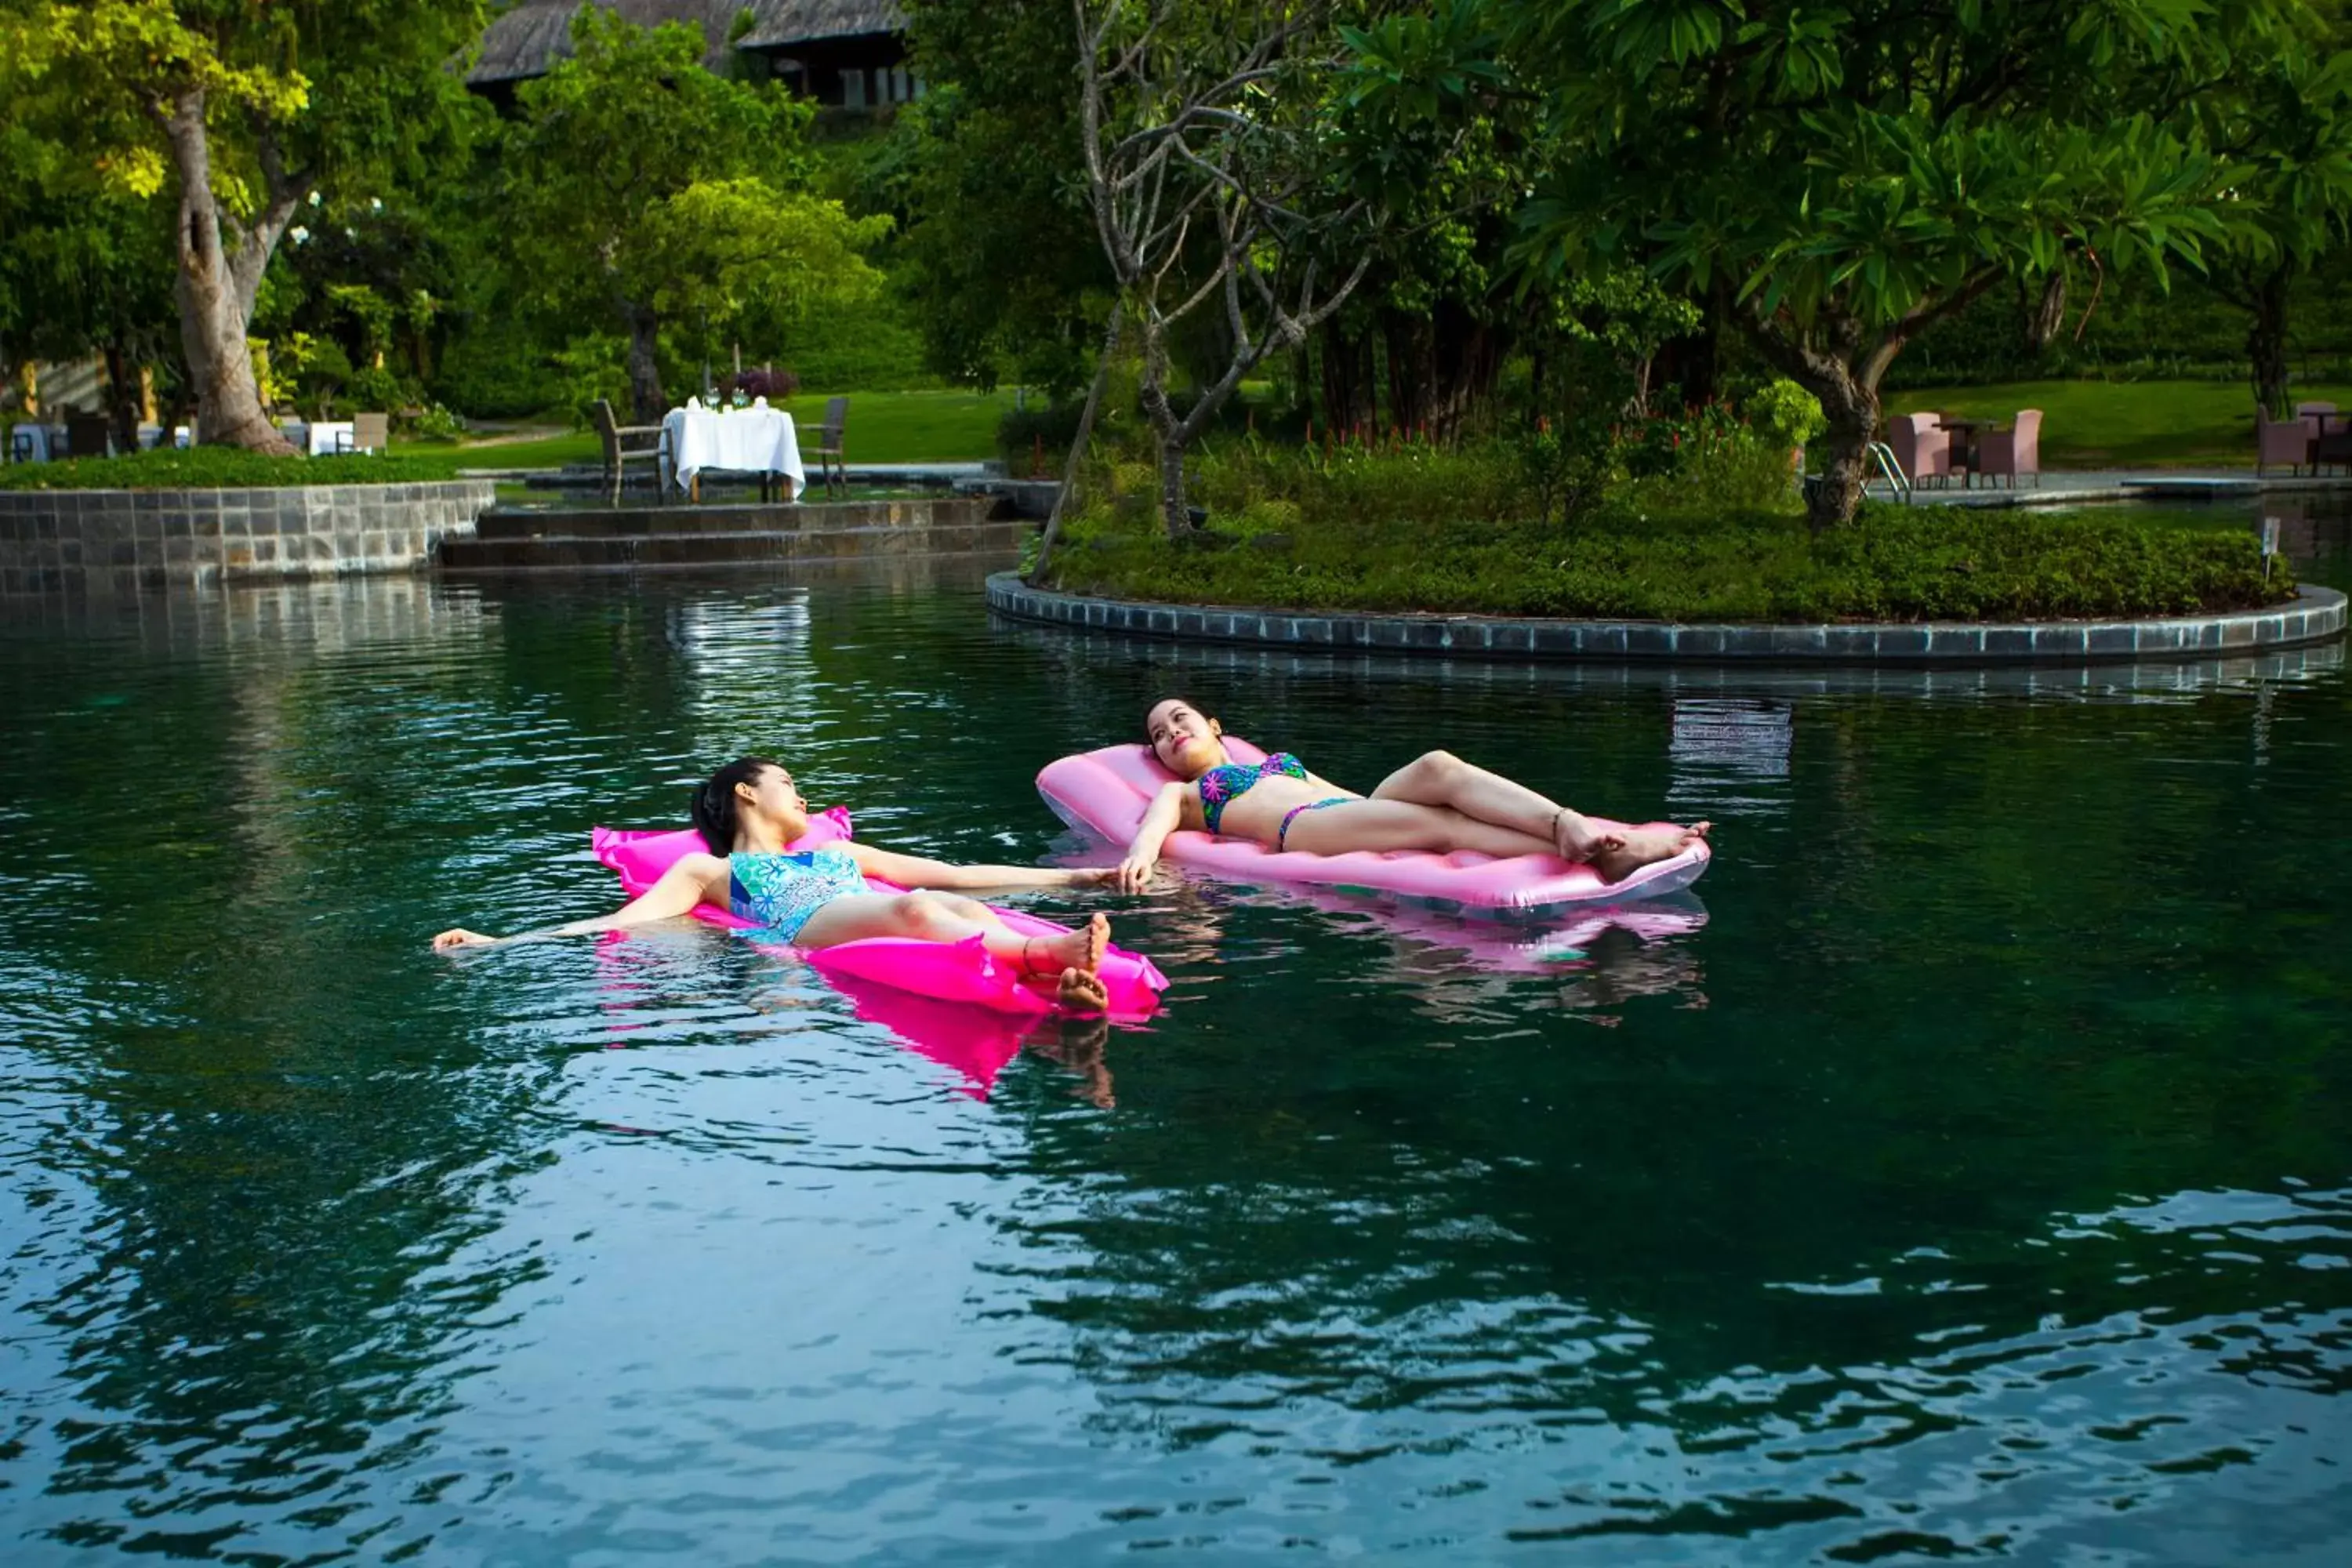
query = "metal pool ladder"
xmin=1864 ymin=441 xmax=1912 ymax=503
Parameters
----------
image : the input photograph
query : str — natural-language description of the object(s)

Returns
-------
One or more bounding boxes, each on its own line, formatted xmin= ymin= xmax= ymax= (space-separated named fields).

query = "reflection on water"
xmin=2 ymin=564 xmax=2347 ymax=1563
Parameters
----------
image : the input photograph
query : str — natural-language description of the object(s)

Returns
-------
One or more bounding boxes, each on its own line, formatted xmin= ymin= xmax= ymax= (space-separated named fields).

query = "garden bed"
xmin=0 ymin=448 xmax=458 ymax=491
xmin=1041 ymin=506 xmax=2287 ymax=623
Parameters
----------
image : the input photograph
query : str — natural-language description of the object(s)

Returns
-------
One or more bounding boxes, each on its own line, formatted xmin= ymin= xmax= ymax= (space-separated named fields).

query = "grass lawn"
xmin=389 ymin=389 xmax=1017 ymax=473
xmin=1885 ymin=379 xmax=2352 ymax=469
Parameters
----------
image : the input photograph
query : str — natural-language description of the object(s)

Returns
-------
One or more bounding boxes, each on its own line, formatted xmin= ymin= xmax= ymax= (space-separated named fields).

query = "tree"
xmin=1073 ymin=0 xmax=1392 ymax=542
xmin=503 ymin=10 xmax=878 ymax=421
xmin=1450 ymin=0 xmax=2286 ymax=528
xmin=2198 ymin=35 xmax=2352 ymax=413
xmin=0 ymin=120 xmax=181 ymax=445
xmin=901 ymin=0 xmax=1116 ymax=395
xmin=1 ymin=0 xmax=485 ymax=451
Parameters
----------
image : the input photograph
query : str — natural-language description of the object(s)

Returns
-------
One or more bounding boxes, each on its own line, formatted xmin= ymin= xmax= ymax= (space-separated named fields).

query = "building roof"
xmin=738 ymin=1 xmax=906 ymax=51
xmin=468 ymin=0 xmax=906 ymax=85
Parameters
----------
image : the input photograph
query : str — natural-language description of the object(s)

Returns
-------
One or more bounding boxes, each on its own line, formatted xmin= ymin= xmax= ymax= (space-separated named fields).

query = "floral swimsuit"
xmin=1196 ymin=752 xmax=1350 ymax=849
xmin=728 ymin=849 xmax=869 ymax=942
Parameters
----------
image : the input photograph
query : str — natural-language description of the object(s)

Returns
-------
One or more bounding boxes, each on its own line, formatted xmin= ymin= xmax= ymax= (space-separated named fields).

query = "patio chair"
xmin=65 ymin=414 xmax=113 ymax=460
xmin=2258 ymin=408 xmax=2314 ymax=475
xmin=591 ymin=397 xmax=664 ymax=504
xmin=338 ymin=412 xmax=390 ymax=455
xmin=1886 ymin=412 xmax=1951 ymax=487
xmin=812 ymin=395 xmax=848 ymax=498
xmin=1975 ymin=408 xmax=2042 ymax=488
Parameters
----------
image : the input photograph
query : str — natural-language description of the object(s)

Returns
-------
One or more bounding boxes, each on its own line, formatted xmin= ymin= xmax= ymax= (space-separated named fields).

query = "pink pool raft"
xmin=1036 ymin=739 xmax=1710 ymax=920
xmin=591 ymin=808 xmax=1167 ymax=1018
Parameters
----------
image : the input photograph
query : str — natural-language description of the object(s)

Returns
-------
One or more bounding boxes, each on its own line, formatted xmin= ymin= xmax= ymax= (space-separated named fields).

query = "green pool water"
xmin=2 ymin=522 xmax=2348 ymax=1563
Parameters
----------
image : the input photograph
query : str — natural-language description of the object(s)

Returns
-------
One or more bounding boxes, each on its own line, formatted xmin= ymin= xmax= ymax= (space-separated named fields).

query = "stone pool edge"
xmin=985 ymin=574 xmax=2347 ymax=665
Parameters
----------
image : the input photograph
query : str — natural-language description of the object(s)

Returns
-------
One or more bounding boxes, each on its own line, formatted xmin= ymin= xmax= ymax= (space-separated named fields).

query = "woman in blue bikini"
xmin=434 ymin=757 xmax=1122 ymax=1010
xmin=1114 ymin=697 xmax=1708 ymax=893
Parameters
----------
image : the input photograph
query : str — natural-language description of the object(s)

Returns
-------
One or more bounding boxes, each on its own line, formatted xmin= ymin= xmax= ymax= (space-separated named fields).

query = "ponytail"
xmin=691 ymin=756 xmax=783 ymax=852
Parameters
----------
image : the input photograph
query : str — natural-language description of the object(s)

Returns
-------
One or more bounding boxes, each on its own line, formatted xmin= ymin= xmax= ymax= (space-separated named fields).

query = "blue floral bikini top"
xmin=1196 ymin=751 xmax=1309 ymax=834
xmin=728 ymin=848 xmax=868 ymax=943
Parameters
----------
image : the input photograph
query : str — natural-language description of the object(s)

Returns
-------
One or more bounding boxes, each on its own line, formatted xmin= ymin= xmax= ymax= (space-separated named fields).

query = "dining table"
xmin=279 ymin=420 xmax=354 ymax=457
xmin=662 ymin=403 xmax=804 ymax=501
xmin=2311 ymin=410 xmax=2352 ymax=473
xmin=1936 ymin=416 xmax=1991 ymax=488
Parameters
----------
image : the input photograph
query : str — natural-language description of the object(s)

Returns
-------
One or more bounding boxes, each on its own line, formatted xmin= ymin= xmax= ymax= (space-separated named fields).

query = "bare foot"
xmin=1044 ymin=912 xmax=1108 ymax=975
xmin=1552 ymin=808 xmax=1620 ymax=864
xmin=1590 ymin=822 xmax=1711 ymax=884
xmin=1025 ymin=913 xmax=1111 ymax=995
xmin=1055 ymin=967 xmax=1109 ymax=1012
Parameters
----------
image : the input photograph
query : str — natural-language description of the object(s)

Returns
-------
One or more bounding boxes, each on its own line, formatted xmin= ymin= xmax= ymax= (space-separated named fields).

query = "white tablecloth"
xmin=281 ymin=420 xmax=354 ymax=456
xmin=662 ymin=406 xmax=803 ymax=498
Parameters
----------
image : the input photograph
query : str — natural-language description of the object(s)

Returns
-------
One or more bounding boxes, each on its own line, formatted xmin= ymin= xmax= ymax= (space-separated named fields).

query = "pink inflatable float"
xmin=1036 ymin=738 xmax=1709 ymax=918
xmin=591 ymin=809 xmax=1167 ymax=1018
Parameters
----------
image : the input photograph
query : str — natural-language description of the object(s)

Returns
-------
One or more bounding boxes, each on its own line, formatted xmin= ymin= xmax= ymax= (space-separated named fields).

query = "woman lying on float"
xmin=434 ymin=756 xmax=1140 ymax=1012
xmin=1087 ymin=697 xmax=1710 ymax=903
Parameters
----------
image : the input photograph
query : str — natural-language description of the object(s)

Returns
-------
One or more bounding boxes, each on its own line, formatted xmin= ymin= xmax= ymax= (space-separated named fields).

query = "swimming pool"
xmin=2 ymin=550 xmax=2347 ymax=1563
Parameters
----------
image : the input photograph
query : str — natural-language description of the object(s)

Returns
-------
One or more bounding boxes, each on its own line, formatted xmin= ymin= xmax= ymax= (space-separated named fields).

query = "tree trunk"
xmin=1134 ymin=323 xmax=1189 ymax=539
xmin=2025 ymin=269 xmax=2067 ymax=354
xmin=1316 ymin=319 xmax=1374 ymax=437
xmin=2247 ymin=263 xmax=2292 ymax=418
xmin=1154 ymin=425 xmax=1189 ymax=539
xmin=1809 ymin=397 xmax=1877 ymax=531
xmin=1737 ymin=311 xmax=1881 ymax=531
xmin=624 ymin=301 xmax=666 ymax=423
xmin=163 ymin=90 xmax=296 ymax=453
xmin=103 ymin=344 xmax=143 ymax=452
xmin=1028 ymin=310 xmax=1123 ymax=585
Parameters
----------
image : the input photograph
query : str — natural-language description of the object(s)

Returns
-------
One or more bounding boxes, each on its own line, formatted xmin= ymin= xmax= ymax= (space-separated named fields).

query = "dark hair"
xmin=691 ymin=756 xmax=782 ymax=852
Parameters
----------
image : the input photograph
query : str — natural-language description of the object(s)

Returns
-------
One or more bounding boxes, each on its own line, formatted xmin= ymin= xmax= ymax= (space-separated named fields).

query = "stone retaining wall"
xmin=987 ymin=573 xmax=2347 ymax=664
xmin=0 ymin=481 xmax=495 ymax=594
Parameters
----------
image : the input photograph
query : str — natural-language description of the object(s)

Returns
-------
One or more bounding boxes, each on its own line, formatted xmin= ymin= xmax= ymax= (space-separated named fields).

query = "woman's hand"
xmin=1113 ymin=851 xmax=1159 ymax=894
xmin=431 ymin=928 xmax=503 ymax=951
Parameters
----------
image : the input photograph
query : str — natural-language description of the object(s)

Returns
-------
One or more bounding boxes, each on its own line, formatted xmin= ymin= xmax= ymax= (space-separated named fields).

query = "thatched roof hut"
xmin=468 ymin=1 xmax=906 ymax=89
xmin=740 ymin=1 xmax=904 ymax=51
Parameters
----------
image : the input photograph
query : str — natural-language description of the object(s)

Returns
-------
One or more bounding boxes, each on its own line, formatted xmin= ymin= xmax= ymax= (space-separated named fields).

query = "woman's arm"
xmin=431 ymin=853 xmax=727 ymax=949
xmin=843 ymin=840 xmax=1120 ymax=893
xmin=1117 ymin=782 xmax=1189 ymax=891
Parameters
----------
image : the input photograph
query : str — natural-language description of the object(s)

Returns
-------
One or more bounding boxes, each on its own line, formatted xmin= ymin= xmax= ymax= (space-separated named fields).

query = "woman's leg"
xmin=794 ymin=892 xmax=1111 ymax=1007
xmin=1367 ymin=750 xmax=1616 ymax=860
xmin=1282 ymin=798 xmax=1559 ymax=858
xmin=1285 ymin=797 xmax=1708 ymax=882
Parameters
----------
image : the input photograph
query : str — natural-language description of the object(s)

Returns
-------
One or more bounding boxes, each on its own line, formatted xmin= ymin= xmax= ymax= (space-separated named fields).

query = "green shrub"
xmin=1744 ymin=378 xmax=1827 ymax=450
xmin=0 ymin=447 xmax=458 ymax=491
xmin=1041 ymin=500 xmax=2283 ymax=623
xmin=997 ymin=400 xmax=1086 ymax=474
xmin=432 ymin=318 xmax=567 ymax=419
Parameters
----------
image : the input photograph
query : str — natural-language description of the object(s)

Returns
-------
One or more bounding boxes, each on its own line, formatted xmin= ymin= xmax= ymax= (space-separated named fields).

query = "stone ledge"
xmin=985 ymin=573 xmax=2347 ymax=665
xmin=0 ymin=481 xmax=495 ymax=593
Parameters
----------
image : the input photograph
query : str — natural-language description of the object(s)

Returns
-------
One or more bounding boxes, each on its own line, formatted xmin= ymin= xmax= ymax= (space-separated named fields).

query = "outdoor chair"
xmin=2258 ymin=408 xmax=2314 ymax=475
xmin=1975 ymin=408 xmax=2042 ymax=488
xmin=1886 ymin=412 xmax=1951 ymax=487
xmin=813 ymin=395 xmax=848 ymax=498
xmin=339 ymin=412 xmax=390 ymax=455
xmin=65 ymin=415 xmax=113 ymax=460
xmin=592 ymin=397 xmax=665 ymax=504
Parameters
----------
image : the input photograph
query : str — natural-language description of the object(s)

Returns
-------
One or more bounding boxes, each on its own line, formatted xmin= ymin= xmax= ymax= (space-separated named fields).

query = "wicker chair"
xmin=811 ymin=396 xmax=848 ymax=498
xmin=339 ymin=412 xmax=390 ymax=455
xmin=592 ymin=397 xmax=665 ymax=503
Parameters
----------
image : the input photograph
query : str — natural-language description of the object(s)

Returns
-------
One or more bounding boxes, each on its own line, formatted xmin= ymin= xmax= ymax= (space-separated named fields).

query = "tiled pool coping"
xmin=986 ymin=574 xmax=2347 ymax=664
